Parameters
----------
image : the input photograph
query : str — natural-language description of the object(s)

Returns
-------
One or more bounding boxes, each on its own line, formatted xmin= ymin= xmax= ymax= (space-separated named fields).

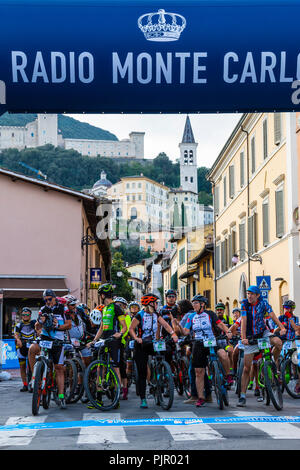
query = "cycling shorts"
xmin=107 ymin=337 xmax=122 ymax=368
xmin=17 ymin=344 xmax=29 ymax=361
xmin=40 ymin=336 xmax=64 ymax=365
xmin=191 ymin=341 xmax=210 ymax=369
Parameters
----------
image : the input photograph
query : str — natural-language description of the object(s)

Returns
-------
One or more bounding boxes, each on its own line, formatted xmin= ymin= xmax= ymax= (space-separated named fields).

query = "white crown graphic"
xmin=138 ymin=9 xmax=186 ymax=42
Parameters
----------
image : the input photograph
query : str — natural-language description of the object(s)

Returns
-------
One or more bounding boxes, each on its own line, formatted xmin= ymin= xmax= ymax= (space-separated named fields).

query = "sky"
xmin=68 ymin=113 xmax=243 ymax=169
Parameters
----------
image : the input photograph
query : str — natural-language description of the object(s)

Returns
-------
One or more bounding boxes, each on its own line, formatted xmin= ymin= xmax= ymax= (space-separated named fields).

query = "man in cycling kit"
xmin=158 ymin=289 xmax=179 ymax=365
xmin=129 ymin=293 xmax=178 ymax=409
xmin=114 ymin=297 xmax=131 ymax=400
xmin=14 ymin=307 xmax=36 ymax=392
xmin=215 ymin=302 xmax=234 ymax=372
xmin=89 ymin=283 xmax=127 ymax=386
xmin=35 ymin=289 xmax=72 ymax=409
xmin=237 ymin=285 xmax=286 ymax=407
xmin=129 ymin=301 xmax=140 ymax=319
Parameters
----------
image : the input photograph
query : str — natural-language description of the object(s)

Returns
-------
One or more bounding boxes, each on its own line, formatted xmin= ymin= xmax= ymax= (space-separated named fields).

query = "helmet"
xmin=98 ymin=283 xmax=114 ymax=297
xmin=57 ymin=297 xmax=67 ymax=305
xmin=63 ymin=295 xmax=78 ymax=306
xmin=90 ymin=308 xmax=102 ymax=325
xmin=192 ymin=294 xmax=205 ymax=303
xmin=96 ymin=305 xmax=105 ymax=312
xmin=166 ymin=289 xmax=177 ymax=297
xmin=114 ymin=297 xmax=128 ymax=307
xmin=43 ymin=289 xmax=56 ymax=298
xmin=21 ymin=307 xmax=32 ymax=314
xmin=129 ymin=301 xmax=140 ymax=309
xmin=283 ymin=300 xmax=296 ymax=309
xmin=78 ymin=303 xmax=88 ymax=310
xmin=232 ymin=307 xmax=241 ymax=313
xmin=141 ymin=293 xmax=159 ymax=306
xmin=216 ymin=302 xmax=226 ymax=310
xmin=247 ymin=285 xmax=261 ymax=295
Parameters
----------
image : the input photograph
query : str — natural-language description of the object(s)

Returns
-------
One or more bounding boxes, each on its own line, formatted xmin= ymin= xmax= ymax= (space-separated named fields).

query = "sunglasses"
xmin=22 ymin=313 xmax=31 ymax=316
xmin=44 ymin=297 xmax=53 ymax=302
xmin=167 ymin=295 xmax=176 ymax=298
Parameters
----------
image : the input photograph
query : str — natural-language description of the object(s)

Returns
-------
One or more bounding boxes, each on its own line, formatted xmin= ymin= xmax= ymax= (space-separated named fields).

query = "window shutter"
xmin=251 ymin=137 xmax=256 ymax=174
xmin=240 ymin=151 xmax=245 ymax=187
xmin=276 ymin=188 xmax=284 ymax=237
xmin=263 ymin=119 xmax=268 ymax=159
xmin=214 ymin=186 xmax=219 ymax=215
xmin=223 ymin=176 xmax=227 ymax=207
xmin=228 ymin=233 xmax=232 ymax=268
xmin=221 ymin=241 xmax=226 ymax=273
xmin=248 ymin=215 xmax=254 ymax=256
xmin=229 ymin=165 xmax=235 ymax=198
xmin=263 ymin=200 xmax=269 ymax=246
xmin=225 ymin=238 xmax=228 ymax=271
xmin=239 ymin=223 xmax=246 ymax=261
xmin=274 ymin=113 xmax=282 ymax=145
xmin=216 ymin=245 xmax=220 ymax=277
xmin=203 ymin=261 xmax=207 ymax=277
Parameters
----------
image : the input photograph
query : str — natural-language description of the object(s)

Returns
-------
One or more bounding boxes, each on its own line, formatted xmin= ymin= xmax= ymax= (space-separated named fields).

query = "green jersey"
xmin=102 ymin=302 xmax=124 ymax=339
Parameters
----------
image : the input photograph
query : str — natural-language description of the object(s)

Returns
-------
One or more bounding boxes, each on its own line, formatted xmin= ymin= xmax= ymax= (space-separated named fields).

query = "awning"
xmin=0 ymin=277 xmax=69 ymax=299
xmin=179 ymin=269 xmax=198 ymax=280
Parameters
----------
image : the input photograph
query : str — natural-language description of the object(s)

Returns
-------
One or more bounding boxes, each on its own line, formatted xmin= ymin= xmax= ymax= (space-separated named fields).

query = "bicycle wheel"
xmin=257 ymin=359 xmax=270 ymax=406
xmin=32 ymin=360 xmax=44 ymax=416
xmin=67 ymin=357 xmax=86 ymax=404
xmin=281 ymin=358 xmax=300 ymax=399
xmin=64 ymin=358 xmax=77 ymax=403
xmin=211 ymin=360 xmax=223 ymax=410
xmin=84 ymin=360 xmax=120 ymax=411
xmin=179 ymin=357 xmax=191 ymax=398
xmin=235 ymin=355 xmax=244 ymax=397
xmin=156 ymin=360 xmax=174 ymax=410
xmin=133 ymin=360 xmax=140 ymax=396
xmin=170 ymin=360 xmax=181 ymax=395
xmin=263 ymin=360 xmax=283 ymax=410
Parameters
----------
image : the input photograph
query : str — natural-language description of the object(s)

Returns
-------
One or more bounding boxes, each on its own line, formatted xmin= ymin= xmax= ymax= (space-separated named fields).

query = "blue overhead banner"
xmin=0 ymin=0 xmax=300 ymax=114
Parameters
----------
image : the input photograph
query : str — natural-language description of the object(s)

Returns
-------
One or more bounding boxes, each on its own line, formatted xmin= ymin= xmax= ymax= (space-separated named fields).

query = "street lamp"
xmin=232 ymin=250 xmax=263 ymax=266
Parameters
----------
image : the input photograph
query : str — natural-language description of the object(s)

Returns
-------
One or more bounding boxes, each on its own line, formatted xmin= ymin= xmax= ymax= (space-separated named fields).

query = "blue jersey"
xmin=185 ymin=310 xmax=221 ymax=341
xmin=278 ymin=314 xmax=299 ymax=340
xmin=241 ymin=298 xmax=273 ymax=337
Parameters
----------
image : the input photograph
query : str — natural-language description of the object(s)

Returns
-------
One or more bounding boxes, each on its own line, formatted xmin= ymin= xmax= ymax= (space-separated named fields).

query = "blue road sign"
xmin=0 ymin=0 xmax=300 ymax=114
xmin=257 ymin=276 xmax=271 ymax=291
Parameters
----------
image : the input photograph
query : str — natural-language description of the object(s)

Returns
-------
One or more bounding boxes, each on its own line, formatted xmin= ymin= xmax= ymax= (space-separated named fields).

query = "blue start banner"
xmin=0 ymin=0 xmax=300 ymax=114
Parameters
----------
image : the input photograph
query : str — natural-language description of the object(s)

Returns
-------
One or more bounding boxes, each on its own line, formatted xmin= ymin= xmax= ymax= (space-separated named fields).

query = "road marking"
xmin=233 ymin=411 xmax=300 ymax=439
xmin=77 ymin=413 xmax=129 ymax=445
xmin=157 ymin=412 xmax=225 ymax=441
xmin=0 ymin=416 xmax=47 ymax=447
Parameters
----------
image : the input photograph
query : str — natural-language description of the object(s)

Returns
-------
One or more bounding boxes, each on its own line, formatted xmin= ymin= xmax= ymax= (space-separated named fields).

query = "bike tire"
xmin=263 ymin=360 xmax=283 ymax=411
xmin=42 ymin=369 xmax=52 ymax=410
xmin=157 ymin=360 xmax=175 ymax=410
xmin=32 ymin=361 xmax=44 ymax=416
xmin=211 ymin=360 xmax=224 ymax=410
xmin=281 ymin=358 xmax=300 ymax=399
xmin=170 ymin=360 xmax=181 ymax=395
xmin=180 ymin=357 xmax=191 ymax=398
xmin=235 ymin=355 xmax=244 ymax=397
xmin=133 ymin=360 xmax=140 ymax=396
xmin=64 ymin=358 xmax=77 ymax=403
xmin=67 ymin=357 xmax=86 ymax=404
xmin=83 ymin=359 xmax=120 ymax=411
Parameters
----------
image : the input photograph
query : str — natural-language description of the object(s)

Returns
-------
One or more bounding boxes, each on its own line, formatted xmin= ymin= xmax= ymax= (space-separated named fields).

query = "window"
xmin=185 ymin=176 xmax=188 ymax=181
xmin=263 ymin=118 xmax=268 ymax=159
xmin=239 ymin=220 xmax=246 ymax=261
xmin=190 ymin=177 xmax=193 ymax=183
xmin=223 ymin=176 xmax=227 ymax=207
xmin=179 ymin=247 xmax=186 ymax=265
xmin=262 ymin=197 xmax=269 ymax=246
xmin=203 ymin=290 xmax=211 ymax=308
xmin=275 ymin=185 xmax=285 ymax=237
xmin=228 ymin=229 xmax=236 ymax=267
xmin=214 ymin=185 xmax=219 ymax=215
xmin=215 ymin=244 xmax=221 ymax=277
xmin=229 ymin=165 xmax=235 ymax=199
xmin=274 ymin=113 xmax=282 ymax=145
xmin=251 ymin=136 xmax=256 ymax=174
xmin=240 ymin=152 xmax=245 ymax=188
xmin=130 ymin=207 xmax=137 ymax=220
xmin=248 ymin=212 xmax=257 ymax=256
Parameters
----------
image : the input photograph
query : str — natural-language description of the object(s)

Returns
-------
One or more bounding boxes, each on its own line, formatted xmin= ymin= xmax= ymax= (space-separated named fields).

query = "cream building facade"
xmin=207 ymin=112 xmax=300 ymax=317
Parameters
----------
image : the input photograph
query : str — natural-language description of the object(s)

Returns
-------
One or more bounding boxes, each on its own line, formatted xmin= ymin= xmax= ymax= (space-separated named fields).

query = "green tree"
xmin=111 ymin=243 xmax=152 ymax=265
xmin=111 ymin=252 xmax=134 ymax=301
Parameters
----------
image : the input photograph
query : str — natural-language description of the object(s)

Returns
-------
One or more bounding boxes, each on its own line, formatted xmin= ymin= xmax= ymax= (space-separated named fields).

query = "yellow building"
xmin=187 ymin=241 xmax=214 ymax=309
xmin=207 ymin=112 xmax=300 ymax=317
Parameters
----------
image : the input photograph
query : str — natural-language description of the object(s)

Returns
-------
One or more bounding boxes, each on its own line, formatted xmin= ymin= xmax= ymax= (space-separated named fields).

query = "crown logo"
xmin=138 ymin=9 xmax=186 ymax=42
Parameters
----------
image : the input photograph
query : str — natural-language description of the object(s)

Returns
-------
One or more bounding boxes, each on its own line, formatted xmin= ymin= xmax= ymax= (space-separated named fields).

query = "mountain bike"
xmin=250 ymin=334 xmax=283 ymax=410
xmin=148 ymin=339 xmax=175 ymax=410
xmin=64 ymin=338 xmax=86 ymax=403
xmin=127 ymin=340 xmax=139 ymax=396
xmin=169 ymin=338 xmax=190 ymax=397
xmin=83 ymin=336 xmax=121 ymax=411
xmin=234 ymin=338 xmax=244 ymax=398
xmin=280 ymin=336 xmax=300 ymax=399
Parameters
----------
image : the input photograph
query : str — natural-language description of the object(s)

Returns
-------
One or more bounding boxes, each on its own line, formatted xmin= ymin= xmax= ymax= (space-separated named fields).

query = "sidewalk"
xmin=0 ymin=369 xmax=21 ymax=379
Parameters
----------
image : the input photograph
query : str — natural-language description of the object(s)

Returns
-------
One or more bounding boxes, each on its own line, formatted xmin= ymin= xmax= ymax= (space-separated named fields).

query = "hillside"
xmin=0 ymin=113 xmax=118 ymax=141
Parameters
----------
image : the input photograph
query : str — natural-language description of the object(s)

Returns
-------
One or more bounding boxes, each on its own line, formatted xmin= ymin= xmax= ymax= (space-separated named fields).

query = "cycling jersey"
xmin=38 ymin=302 xmax=70 ymax=341
xmin=102 ymin=302 xmax=124 ymax=339
xmin=185 ymin=310 xmax=221 ymax=340
xmin=135 ymin=309 xmax=161 ymax=341
xmin=241 ymin=298 xmax=273 ymax=337
xmin=120 ymin=314 xmax=131 ymax=346
xmin=14 ymin=320 xmax=36 ymax=342
xmin=278 ymin=314 xmax=299 ymax=340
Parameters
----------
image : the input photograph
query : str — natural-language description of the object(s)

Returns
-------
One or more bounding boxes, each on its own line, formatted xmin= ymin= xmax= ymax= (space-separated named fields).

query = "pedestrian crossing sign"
xmin=256 ymin=276 xmax=271 ymax=291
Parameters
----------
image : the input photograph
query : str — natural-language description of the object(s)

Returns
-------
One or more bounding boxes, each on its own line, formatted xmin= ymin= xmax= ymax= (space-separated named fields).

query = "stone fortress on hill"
xmin=0 ymin=113 xmax=145 ymax=159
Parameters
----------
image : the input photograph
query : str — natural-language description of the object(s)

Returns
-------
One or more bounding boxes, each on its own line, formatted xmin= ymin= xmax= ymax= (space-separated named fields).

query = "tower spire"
xmin=181 ymin=115 xmax=195 ymax=144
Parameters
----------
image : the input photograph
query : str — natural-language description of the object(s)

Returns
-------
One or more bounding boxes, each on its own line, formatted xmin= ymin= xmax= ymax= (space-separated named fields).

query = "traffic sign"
xmin=256 ymin=276 xmax=271 ymax=291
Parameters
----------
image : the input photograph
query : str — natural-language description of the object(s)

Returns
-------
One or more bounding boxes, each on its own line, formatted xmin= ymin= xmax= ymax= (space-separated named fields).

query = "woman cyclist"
xmin=129 ymin=293 xmax=178 ymax=409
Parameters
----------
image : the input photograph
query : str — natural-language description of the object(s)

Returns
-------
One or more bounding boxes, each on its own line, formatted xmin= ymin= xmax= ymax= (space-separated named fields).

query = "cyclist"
xmin=114 ymin=297 xmax=131 ymax=400
xmin=34 ymin=289 xmax=72 ymax=409
xmin=237 ymin=285 xmax=286 ymax=407
xmin=129 ymin=293 xmax=178 ymax=409
xmin=158 ymin=289 xmax=180 ymax=366
xmin=88 ymin=283 xmax=127 ymax=388
xmin=14 ymin=307 xmax=36 ymax=392
xmin=215 ymin=302 xmax=234 ymax=373
xmin=66 ymin=296 xmax=93 ymax=368
xmin=128 ymin=301 xmax=140 ymax=319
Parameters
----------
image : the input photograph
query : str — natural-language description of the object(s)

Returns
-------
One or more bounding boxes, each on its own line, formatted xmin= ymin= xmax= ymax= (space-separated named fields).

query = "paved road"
xmin=1 ymin=374 xmax=300 ymax=451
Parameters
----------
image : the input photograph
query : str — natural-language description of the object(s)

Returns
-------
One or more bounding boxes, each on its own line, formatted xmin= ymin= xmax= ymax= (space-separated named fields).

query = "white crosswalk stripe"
xmin=233 ymin=410 xmax=300 ymax=439
xmin=0 ymin=416 xmax=47 ymax=447
xmin=157 ymin=411 xmax=225 ymax=441
xmin=77 ymin=413 xmax=129 ymax=445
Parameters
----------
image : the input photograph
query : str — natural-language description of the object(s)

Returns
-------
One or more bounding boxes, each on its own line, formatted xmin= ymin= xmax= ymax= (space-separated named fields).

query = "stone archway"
xmin=239 ymin=273 xmax=248 ymax=303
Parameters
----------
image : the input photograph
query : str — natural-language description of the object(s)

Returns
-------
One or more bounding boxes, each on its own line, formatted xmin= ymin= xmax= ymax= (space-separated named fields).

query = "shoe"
xmin=20 ymin=385 xmax=28 ymax=392
xmin=237 ymin=397 xmax=246 ymax=407
xmin=140 ymin=399 xmax=148 ymax=409
xmin=254 ymin=388 xmax=260 ymax=397
xmin=196 ymin=398 xmax=206 ymax=407
xmin=248 ymin=381 xmax=253 ymax=390
xmin=59 ymin=398 xmax=67 ymax=410
xmin=183 ymin=396 xmax=198 ymax=404
xmin=121 ymin=387 xmax=128 ymax=400
xmin=226 ymin=375 xmax=234 ymax=386
xmin=205 ymin=394 xmax=213 ymax=403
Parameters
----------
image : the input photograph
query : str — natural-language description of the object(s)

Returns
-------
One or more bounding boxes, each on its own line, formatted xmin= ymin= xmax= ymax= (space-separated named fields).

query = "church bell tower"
xmin=179 ymin=116 xmax=198 ymax=194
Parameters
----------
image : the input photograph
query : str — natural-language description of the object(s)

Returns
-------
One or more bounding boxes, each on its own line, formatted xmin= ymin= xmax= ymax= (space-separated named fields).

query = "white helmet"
xmin=90 ymin=308 xmax=102 ymax=325
xmin=64 ymin=294 xmax=78 ymax=306
xmin=114 ymin=297 xmax=128 ymax=307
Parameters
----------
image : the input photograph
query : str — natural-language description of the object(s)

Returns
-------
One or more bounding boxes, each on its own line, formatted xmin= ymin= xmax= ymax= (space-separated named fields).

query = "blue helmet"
xmin=247 ymin=285 xmax=261 ymax=295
